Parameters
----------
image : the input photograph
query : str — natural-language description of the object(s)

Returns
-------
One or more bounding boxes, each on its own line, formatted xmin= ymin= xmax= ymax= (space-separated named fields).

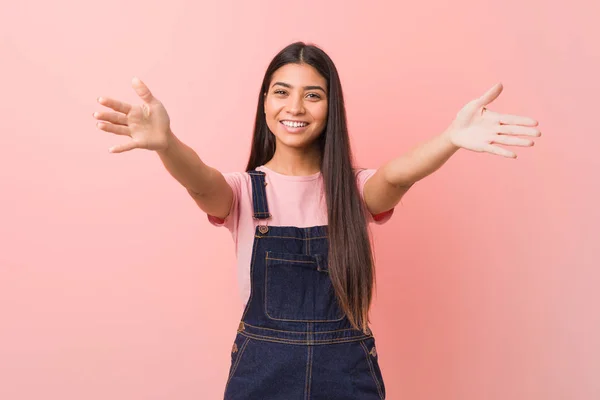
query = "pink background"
xmin=1 ymin=0 xmax=598 ymax=399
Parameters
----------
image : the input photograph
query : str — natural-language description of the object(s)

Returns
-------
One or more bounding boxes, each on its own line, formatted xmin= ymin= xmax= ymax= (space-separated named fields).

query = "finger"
xmin=483 ymin=143 xmax=517 ymax=158
xmin=131 ymin=77 xmax=155 ymax=104
xmin=97 ymin=96 xmax=132 ymax=115
xmin=497 ymin=124 xmax=541 ymax=137
xmin=96 ymin=121 xmax=130 ymax=136
xmin=93 ymin=111 xmax=128 ymax=126
xmin=109 ymin=141 xmax=139 ymax=154
xmin=496 ymin=113 xmax=539 ymax=127
xmin=477 ymin=82 xmax=503 ymax=108
xmin=491 ymin=135 xmax=534 ymax=147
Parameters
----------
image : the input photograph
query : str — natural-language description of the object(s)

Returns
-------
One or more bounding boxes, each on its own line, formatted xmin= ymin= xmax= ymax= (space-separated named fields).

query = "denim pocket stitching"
xmin=225 ymin=336 xmax=251 ymax=389
xmin=264 ymin=251 xmax=344 ymax=322
xmin=359 ymin=340 xmax=385 ymax=399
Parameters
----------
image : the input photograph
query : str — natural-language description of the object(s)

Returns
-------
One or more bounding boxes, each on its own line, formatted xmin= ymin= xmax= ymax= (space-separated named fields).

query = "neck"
xmin=264 ymin=142 xmax=321 ymax=176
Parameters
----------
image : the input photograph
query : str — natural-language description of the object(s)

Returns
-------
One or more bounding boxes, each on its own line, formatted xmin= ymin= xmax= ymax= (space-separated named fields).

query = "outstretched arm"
xmin=363 ymin=83 xmax=541 ymax=216
xmin=94 ymin=77 xmax=233 ymax=220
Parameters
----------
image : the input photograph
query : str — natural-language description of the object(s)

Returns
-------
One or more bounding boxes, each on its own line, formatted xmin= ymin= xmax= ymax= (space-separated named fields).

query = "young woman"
xmin=93 ymin=42 xmax=541 ymax=399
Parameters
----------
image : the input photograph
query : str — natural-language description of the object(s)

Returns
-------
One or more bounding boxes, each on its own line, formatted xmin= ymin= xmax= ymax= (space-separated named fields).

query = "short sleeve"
xmin=206 ymin=171 xmax=245 ymax=232
xmin=355 ymin=168 xmax=395 ymax=225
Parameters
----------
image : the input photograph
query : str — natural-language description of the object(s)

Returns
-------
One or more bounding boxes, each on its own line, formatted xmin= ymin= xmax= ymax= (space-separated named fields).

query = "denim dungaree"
xmin=223 ymin=170 xmax=386 ymax=400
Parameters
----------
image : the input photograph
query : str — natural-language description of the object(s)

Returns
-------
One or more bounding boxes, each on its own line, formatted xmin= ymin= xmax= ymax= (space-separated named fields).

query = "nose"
xmin=286 ymin=94 xmax=305 ymax=115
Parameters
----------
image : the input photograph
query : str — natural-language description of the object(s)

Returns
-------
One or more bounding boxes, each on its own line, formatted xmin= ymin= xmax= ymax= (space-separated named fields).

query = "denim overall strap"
xmin=248 ymin=170 xmax=271 ymax=220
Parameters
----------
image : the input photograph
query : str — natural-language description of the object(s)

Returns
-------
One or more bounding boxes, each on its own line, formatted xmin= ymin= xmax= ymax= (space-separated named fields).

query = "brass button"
xmin=258 ymin=225 xmax=269 ymax=234
xmin=370 ymin=346 xmax=377 ymax=357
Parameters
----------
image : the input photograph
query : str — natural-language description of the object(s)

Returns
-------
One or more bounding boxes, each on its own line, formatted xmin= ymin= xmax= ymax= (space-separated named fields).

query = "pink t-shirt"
xmin=207 ymin=165 xmax=394 ymax=307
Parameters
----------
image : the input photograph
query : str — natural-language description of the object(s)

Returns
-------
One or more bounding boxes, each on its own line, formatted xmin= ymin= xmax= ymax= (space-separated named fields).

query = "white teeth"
xmin=282 ymin=121 xmax=308 ymax=128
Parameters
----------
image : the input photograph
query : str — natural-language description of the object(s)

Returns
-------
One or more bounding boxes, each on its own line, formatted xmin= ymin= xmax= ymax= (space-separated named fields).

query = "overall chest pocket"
xmin=264 ymin=251 xmax=345 ymax=322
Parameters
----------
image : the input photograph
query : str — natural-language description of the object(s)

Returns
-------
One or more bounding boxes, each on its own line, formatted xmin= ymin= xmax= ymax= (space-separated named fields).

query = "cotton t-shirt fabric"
xmin=207 ymin=165 xmax=394 ymax=307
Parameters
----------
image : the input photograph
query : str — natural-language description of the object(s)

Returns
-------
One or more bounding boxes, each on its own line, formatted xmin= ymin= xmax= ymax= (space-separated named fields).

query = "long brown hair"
xmin=245 ymin=42 xmax=376 ymax=334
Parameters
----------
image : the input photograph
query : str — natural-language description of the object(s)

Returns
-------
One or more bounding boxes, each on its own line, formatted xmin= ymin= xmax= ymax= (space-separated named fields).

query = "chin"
xmin=277 ymin=137 xmax=312 ymax=149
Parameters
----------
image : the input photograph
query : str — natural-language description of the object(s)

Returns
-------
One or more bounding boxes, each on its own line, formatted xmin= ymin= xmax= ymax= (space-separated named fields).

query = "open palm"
xmin=94 ymin=77 xmax=172 ymax=153
xmin=446 ymin=83 xmax=541 ymax=158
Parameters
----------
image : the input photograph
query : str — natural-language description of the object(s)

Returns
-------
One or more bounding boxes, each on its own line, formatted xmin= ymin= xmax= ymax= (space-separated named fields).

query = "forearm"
xmin=381 ymin=129 xmax=460 ymax=187
xmin=156 ymin=130 xmax=218 ymax=195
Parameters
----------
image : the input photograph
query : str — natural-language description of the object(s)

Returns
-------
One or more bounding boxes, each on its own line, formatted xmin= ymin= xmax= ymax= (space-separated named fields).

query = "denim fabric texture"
xmin=224 ymin=170 xmax=386 ymax=399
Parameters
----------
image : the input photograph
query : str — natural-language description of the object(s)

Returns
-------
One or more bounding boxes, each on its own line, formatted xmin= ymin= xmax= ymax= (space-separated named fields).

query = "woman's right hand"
xmin=94 ymin=77 xmax=172 ymax=153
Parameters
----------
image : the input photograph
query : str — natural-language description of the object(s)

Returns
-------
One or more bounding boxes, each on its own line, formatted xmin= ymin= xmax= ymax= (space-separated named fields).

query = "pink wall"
xmin=1 ymin=0 xmax=598 ymax=398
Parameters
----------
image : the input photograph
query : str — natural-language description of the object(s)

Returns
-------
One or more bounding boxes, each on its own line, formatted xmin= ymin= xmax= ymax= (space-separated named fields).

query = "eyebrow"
xmin=271 ymin=81 xmax=327 ymax=94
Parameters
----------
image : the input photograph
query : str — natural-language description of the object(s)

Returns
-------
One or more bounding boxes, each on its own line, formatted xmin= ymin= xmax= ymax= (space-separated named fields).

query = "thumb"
xmin=131 ymin=76 xmax=155 ymax=104
xmin=109 ymin=140 xmax=139 ymax=154
xmin=477 ymin=82 xmax=503 ymax=107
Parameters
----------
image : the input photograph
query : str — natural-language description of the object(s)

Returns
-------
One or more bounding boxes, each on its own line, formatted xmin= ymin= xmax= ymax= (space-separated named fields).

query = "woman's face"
xmin=264 ymin=63 xmax=328 ymax=150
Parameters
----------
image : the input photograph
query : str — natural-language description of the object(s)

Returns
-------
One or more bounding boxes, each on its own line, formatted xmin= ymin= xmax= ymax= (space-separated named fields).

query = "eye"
xmin=307 ymin=93 xmax=321 ymax=99
xmin=274 ymin=90 xmax=287 ymax=95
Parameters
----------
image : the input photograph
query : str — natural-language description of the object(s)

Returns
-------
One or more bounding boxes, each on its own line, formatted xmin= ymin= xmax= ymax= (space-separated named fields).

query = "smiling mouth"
xmin=280 ymin=120 xmax=310 ymax=128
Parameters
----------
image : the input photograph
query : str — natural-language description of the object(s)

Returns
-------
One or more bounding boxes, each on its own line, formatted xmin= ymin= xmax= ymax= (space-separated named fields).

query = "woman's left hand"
xmin=445 ymin=83 xmax=541 ymax=158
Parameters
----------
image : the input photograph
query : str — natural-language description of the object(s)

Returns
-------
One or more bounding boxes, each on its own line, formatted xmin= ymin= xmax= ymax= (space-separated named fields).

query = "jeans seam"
xmin=225 ymin=336 xmax=251 ymax=390
xmin=359 ymin=340 xmax=385 ymax=399
xmin=304 ymin=341 xmax=312 ymax=399
xmin=242 ymin=321 xmax=359 ymax=334
xmin=237 ymin=331 xmax=371 ymax=345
